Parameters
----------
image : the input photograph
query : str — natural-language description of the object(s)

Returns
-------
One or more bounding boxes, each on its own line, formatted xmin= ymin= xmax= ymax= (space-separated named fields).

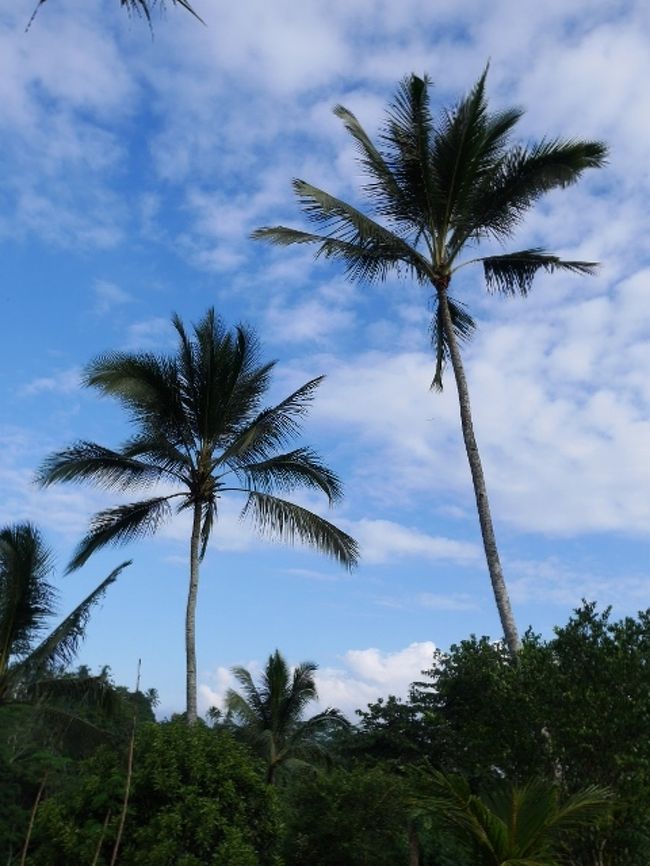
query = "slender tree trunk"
xmin=436 ymin=283 xmax=521 ymax=655
xmin=109 ymin=660 xmax=140 ymax=866
xmin=408 ymin=820 xmax=420 ymax=866
xmin=186 ymin=502 xmax=202 ymax=724
xmin=19 ymin=773 xmax=47 ymax=866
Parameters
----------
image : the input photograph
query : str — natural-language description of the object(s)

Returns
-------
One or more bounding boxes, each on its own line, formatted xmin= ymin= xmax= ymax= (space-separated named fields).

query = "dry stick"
xmin=108 ymin=659 xmax=141 ymax=866
xmin=90 ymin=810 xmax=112 ymax=866
xmin=19 ymin=773 xmax=48 ymax=866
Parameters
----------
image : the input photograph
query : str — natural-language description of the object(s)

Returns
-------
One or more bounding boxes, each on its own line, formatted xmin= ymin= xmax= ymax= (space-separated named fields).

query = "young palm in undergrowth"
xmin=225 ymin=649 xmax=348 ymax=784
xmin=254 ymin=70 xmax=607 ymax=655
xmin=413 ymin=771 xmax=612 ymax=866
xmin=37 ymin=309 xmax=358 ymax=724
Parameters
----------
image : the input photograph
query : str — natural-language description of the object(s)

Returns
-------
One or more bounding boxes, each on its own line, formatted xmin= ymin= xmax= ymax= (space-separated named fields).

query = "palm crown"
xmin=254 ymin=70 xmax=607 ymax=656
xmin=225 ymin=649 xmax=348 ymax=784
xmin=38 ymin=308 xmax=358 ymax=722
xmin=254 ymin=69 xmax=606 ymax=388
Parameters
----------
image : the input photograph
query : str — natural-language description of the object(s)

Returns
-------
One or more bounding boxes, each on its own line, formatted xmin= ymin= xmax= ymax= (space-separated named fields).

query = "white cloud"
xmin=20 ymin=367 xmax=81 ymax=397
xmin=93 ymin=280 xmax=132 ymax=315
xmin=348 ymin=518 xmax=480 ymax=566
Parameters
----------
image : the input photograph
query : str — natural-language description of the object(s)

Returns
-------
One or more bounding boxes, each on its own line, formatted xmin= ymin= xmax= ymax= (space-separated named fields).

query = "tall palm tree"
xmin=37 ymin=309 xmax=359 ymax=724
xmin=414 ymin=771 xmax=611 ymax=866
xmin=253 ymin=70 xmax=607 ymax=655
xmin=225 ymin=649 xmax=348 ymax=784
xmin=0 ymin=522 xmax=128 ymax=708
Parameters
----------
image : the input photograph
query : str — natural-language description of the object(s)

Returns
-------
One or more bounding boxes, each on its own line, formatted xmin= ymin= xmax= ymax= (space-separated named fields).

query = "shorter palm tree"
xmin=225 ymin=649 xmax=348 ymax=784
xmin=37 ymin=309 xmax=358 ymax=724
xmin=414 ymin=771 xmax=611 ymax=866
xmin=0 ymin=522 xmax=129 ymax=709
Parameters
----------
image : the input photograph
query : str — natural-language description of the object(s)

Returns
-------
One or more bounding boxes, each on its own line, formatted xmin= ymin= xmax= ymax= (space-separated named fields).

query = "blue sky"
xmin=1 ymin=0 xmax=649 ymax=717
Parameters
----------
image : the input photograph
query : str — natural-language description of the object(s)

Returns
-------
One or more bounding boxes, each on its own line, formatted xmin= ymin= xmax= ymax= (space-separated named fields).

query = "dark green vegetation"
xmin=3 ymin=603 xmax=650 ymax=865
xmin=38 ymin=309 xmax=358 ymax=724
xmin=254 ymin=71 xmax=607 ymax=657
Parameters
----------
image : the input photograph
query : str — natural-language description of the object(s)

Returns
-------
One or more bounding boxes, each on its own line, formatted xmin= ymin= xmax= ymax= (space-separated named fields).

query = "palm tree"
xmin=253 ymin=70 xmax=607 ymax=655
xmin=0 ymin=522 xmax=128 ymax=708
xmin=37 ymin=309 xmax=359 ymax=724
xmin=224 ymin=649 xmax=348 ymax=784
xmin=414 ymin=771 xmax=611 ymax=866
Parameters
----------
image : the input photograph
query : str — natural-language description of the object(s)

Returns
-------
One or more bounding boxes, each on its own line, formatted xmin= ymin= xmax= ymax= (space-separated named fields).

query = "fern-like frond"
xmin=430 ymin=295 xmax=476 ymax=391
xmin=67 ymin=498 xmax=176 ymax=572
xmin=241 ymin=493 xmax=359 ymax=569
xmin=37 ymin=442 xmax=169 ymax=491
xmin=481 ymin=249 xmax=598 ymax=295
xmin=238 ymin=448 xmax=343 ymax=504
xmin=10 ymin=561 xmax=129 ymax=684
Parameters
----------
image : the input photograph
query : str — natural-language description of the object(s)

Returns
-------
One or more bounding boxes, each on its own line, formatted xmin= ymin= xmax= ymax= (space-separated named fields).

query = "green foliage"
xmin=30 ymin=721 xmax=282 ymax=865
xmin=281 ymin=764 xmax=412 ymax=866
xmin=411 ymin=602 xmax=650 ymax=865
xmin=0 ymin=669 xmax=156 ymax=863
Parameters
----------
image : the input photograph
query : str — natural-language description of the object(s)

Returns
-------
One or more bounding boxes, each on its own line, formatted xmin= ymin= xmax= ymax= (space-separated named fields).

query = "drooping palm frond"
xmin=67 ymin=498 xmax=176 ymax=572
xmin=241 ymin=492 xmax=359 ymax=569
xmin=0 ymin=524 xmax=54 ymax=670
xmin=480 ymin=249 xmax=598 ymax=296
xmin=1 ymin=545 xmax=128 ymax=709
xmin=36 ymin=442 xmax=170 ymax=491
xmin=430 ymin=296 xmax=476 ymax=391
xmin=254 ymin=181 xmax=432 ymax=284
xmin=237 ymin=448 xmax=344 ymax=504
xmin=13 ymin=562 xmax=130 ymax=683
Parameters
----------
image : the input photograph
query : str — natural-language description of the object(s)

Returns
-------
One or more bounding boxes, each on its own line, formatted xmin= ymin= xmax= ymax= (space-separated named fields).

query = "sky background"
xmin=1 ymin=0 xmax=649 ymax=718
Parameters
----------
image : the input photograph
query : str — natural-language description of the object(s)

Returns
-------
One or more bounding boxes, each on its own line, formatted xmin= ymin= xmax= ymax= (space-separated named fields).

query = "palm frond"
xmin=67 ymin=498 xmax=175 ymax=572
xmin=121 ymin=435 xmax=190 ymax=481
xmin=334 ymin=104 xmax=406 ymax=219
xmin=379 ymin=74 xmax=441 ymax=240
xmin=10 ymin=561 xmax=129 ymax=683
xmin=239 ymin=448 xmax=344 ymax=504
xmin=220 ymin=377 xmax=324 ymax=464
xmin=451 ymin=139 xmax=608 ymax=252
xmin=121 ymin=0 xmax=205 ymax=24
xmin=198 ymin=499 xmax=217 ymax=560
xmin=430 ymin=295 xmax=476 ymax=391
xmin=481 ymin=249 xmax=598 ymax=295
xmin=0 ymin=524 xmax=55 ymax=670
xmin=254 ymin=181 xmax=431 ymax=284
xmin=241 ymin=492 xmax=359 ymax=569
xmin=85 ymin=353 xmax=193 ymax=449
xmin=36 ymin=441 xmax=169 ymax=491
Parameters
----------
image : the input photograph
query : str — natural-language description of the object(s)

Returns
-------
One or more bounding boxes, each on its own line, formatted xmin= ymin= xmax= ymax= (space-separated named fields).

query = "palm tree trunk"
xmin=437 ymin=285 xmax=521 ymax=655
xmin=186 ymin=502 xmax=202 ymax=724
